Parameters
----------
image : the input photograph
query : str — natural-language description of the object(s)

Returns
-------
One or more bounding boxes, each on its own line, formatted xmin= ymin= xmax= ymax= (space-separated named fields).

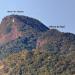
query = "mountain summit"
xmin=0 ymin=15 xmax=75 ymax=75
xmin=0 ymin=15 xmax=49 ymax=44
xmin=0 ymin=15 xmax=49 ymax=58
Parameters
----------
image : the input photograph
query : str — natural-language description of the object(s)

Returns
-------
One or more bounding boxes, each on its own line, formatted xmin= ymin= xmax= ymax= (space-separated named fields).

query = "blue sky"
xmin=0 ymin=0 xmax=75 ymax=34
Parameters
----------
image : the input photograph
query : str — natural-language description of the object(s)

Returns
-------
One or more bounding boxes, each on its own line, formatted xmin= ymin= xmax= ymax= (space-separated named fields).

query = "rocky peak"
xmin=0 ymin=15 xmax=49 ymax=44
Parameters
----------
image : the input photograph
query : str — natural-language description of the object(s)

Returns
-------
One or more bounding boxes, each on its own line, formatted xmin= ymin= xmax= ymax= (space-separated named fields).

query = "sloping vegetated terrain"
xmin=0 ymin=15 xmax=75 ymax=75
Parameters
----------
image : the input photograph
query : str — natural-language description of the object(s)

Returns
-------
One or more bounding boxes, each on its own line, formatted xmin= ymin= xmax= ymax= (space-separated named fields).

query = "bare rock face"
xmin=0 ymin=15 xmax=49 ymax=59
xmin=0 ymin=15 xmax=75 ymax=75
xmin=0 ymin=16 xmax=21 ymax=44
xmin=0 ymin=15 xmax=49 ymax=44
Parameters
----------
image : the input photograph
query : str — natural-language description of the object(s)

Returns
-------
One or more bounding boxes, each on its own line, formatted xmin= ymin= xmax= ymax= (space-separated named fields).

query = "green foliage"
xmin=2 ymin=48 xmax=73 ymax=75
xmin=0 ymin=15 xmax=75 ymax=75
